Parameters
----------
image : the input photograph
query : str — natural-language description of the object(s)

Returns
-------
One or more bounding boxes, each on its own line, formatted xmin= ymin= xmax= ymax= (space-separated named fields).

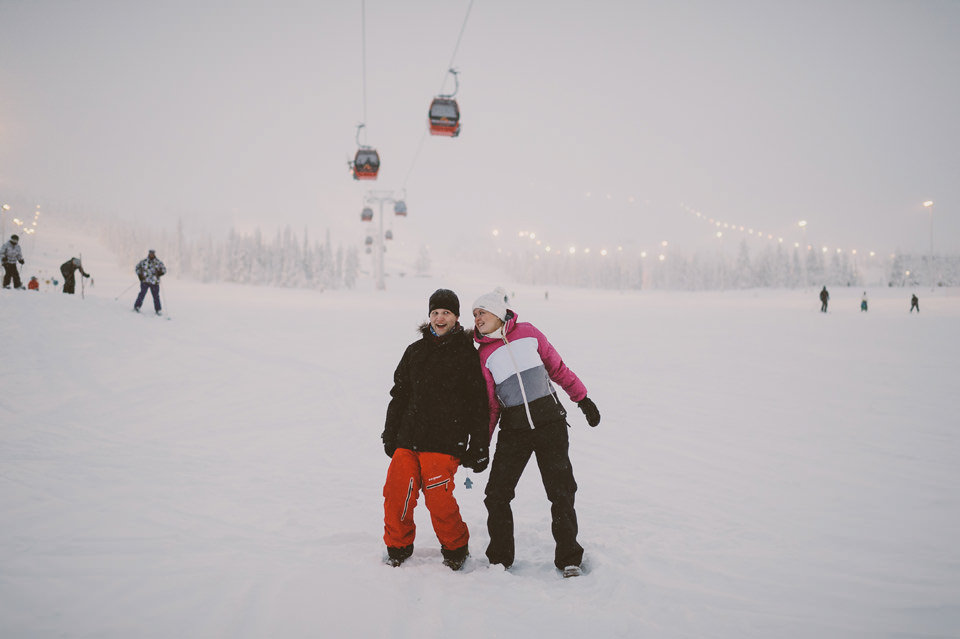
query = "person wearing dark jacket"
xmin=60 ymin=257 xmax=91 ymax=294
xmin=133 ymin=249 xmax=166 ymax=314
xmin=819 ymin=286 xmax=830 ymax=313
xmin=381 ymin=288 xmax=490 ymax=571
xmin=472 ymin=287 xmax=601 ymax=578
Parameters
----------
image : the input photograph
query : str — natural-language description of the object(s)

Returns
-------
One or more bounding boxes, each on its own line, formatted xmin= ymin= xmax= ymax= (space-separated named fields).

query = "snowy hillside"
xmin=1 ymin=229 xmax=958 ymax=638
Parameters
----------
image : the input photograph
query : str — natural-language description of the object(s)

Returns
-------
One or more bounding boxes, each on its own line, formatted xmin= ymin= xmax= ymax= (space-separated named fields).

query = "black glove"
xmin=84 ymin=273 xmax=91 ymax=278
xmin=138 ymin=276 xmax=145 ymax=282
xmin=384 ymin=441 xmax=396 ymax=458
xmin=577 ymin=397 xmax=601 ymax=427
xmin=462 ymin=446 xmax=489 ymax=473
xmin=19 ymin=259 xmax=24 ymax=265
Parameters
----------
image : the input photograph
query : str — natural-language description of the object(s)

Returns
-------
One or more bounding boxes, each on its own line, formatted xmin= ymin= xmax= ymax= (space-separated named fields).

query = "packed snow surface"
xmin=1 ymin=231 xmax=958 ymax=638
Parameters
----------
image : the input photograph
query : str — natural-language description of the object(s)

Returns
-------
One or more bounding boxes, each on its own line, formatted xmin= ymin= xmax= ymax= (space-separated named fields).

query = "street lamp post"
xmin=798 ymin=220 xmax=808 ymax=289
xmin=922 ymin=200 xmax=934 ymax=288
xmin=1 ymin=204 xmax=9 ymax=240
xmin=716 ymin=231 xmax=725 ymax=290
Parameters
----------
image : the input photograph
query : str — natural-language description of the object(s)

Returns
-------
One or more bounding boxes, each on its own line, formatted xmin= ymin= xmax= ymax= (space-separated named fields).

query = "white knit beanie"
xmin=472 ymin=286 xmax=510 ymax=321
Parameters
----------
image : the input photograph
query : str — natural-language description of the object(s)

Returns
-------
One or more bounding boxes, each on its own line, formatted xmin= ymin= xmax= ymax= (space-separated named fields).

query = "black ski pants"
xmin=62 ymin=272 xmax=76 ymax=294
xmin=484 ymin=419 xmax=583 ymax=570
xmin=3 ymin=263 xmax=22 ymax=289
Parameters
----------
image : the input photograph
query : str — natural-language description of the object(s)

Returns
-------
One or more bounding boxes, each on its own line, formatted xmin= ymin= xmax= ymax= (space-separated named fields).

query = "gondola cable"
xmin=351 ymin=0 xmax=380 ymax=180
xmin=401 ymin=0 xmax=475 ymax=190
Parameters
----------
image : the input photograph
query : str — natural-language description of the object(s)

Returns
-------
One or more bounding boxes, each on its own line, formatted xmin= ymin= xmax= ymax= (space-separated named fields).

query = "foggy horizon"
xmin=1 ymin=1 xmax=958 ymax=259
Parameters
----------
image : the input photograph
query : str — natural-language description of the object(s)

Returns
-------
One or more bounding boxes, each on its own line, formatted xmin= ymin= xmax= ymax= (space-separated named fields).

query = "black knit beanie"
xmin=429 ymin=288 xmax=460 ymax=317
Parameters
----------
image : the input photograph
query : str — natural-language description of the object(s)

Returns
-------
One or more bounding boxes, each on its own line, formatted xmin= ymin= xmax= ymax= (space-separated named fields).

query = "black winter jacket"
xmin=382 ymin=323 xmax=489 ymax=458
xmin=60 ymin=260 xmax=89 ymax=278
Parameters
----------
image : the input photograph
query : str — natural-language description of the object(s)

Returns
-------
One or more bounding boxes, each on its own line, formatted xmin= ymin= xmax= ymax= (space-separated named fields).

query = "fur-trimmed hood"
xmin=416 ymin=321 xmax=470 ymax=343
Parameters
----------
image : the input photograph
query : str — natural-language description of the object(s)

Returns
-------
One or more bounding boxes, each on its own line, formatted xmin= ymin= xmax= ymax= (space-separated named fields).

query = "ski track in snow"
xmin=1 ymin=228 xmax=959 ymax=638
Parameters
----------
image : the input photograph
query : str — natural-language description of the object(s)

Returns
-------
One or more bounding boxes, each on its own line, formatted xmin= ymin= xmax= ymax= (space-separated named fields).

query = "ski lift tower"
xmin=364 ymin=190 xmax=406 ymax=290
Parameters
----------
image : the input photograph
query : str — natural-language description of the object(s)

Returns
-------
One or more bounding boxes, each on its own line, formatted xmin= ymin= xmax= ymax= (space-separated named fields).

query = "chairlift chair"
xmin=361 ymin=207 xmax=374 ymax=222
xmin=394 ymin=200 xmax=407 ymax=216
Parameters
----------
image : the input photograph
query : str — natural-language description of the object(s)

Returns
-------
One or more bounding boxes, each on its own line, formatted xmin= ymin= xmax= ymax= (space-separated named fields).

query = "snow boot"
xmin=385 ymin=544 xmax=413 ymax=567
xmin=441 ymin=545 xmax=469 ymax=571
xmin=561 ymin=565 xmax=582 ymax=578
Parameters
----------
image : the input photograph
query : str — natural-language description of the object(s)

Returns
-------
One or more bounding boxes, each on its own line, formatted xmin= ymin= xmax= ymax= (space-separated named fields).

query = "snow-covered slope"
xmin=1 ymin=229 xmax=958 ymax=638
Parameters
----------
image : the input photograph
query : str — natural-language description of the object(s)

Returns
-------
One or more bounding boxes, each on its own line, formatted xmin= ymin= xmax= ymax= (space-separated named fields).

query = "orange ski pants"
xmin=383 ymin=448 xmax=469 ymax=551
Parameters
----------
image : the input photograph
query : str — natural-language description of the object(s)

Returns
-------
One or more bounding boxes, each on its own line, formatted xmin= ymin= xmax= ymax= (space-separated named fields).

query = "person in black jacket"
xmin=60 ymin=257 xmax=91 ymax=294
xmin=381 ymin=288 xmax=490 ymax=570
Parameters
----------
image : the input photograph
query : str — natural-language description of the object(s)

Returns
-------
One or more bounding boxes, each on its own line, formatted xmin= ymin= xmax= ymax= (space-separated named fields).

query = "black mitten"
xmin=577 ymin=397 xmax=601 ymax=427
xmin=462 ymin=446 xmax=489 ymax=473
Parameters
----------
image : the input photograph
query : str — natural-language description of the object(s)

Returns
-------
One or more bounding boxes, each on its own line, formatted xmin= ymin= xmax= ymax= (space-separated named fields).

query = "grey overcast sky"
xmin=1 ymin=0 xmax=958 ymax=258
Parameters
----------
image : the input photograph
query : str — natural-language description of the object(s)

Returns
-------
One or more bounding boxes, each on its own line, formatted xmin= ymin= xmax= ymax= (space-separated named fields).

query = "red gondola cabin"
xmin=353 ymin=148 xmax=380 ymax=180
xmin=428 ymin=98 xmax=460 ymax=137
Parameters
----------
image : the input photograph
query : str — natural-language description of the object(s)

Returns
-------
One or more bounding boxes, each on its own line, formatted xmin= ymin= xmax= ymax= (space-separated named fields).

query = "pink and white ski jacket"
xmin=473 ymin=311 xmax=587 ymax=436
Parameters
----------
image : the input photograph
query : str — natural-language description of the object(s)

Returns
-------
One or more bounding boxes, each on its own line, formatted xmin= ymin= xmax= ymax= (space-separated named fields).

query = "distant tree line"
xmin=499 ymin=239 xmax=960 ymax=290
xmin=100 ymin=219 xmax=361 ymax=290
xmin=70 ymin=211 xmax=960 ymax=292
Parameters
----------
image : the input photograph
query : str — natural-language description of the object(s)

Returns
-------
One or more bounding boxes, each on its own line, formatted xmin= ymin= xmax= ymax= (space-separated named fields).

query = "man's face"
xmin=430 ymin=308 xmax=457 ymax=336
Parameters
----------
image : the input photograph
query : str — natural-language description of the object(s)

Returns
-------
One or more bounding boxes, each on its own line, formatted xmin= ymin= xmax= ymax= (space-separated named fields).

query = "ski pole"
xmin=114 ymin=282 xmax=137 ymax=301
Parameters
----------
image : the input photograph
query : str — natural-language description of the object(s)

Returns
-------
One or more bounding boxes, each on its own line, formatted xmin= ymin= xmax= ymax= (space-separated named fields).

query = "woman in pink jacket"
xmin=472 ymin=288 xmax=601 ymax=578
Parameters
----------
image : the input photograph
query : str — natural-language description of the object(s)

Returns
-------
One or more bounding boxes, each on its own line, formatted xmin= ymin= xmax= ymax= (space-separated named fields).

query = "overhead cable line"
xmin=351 ymin=0 xmax=380 ymax=180
xmin=442 ymin=0 xmax=474 ymax=89
xmin=361 ymin=0 xmax=368 ymax=130
xmin=402 ymin=0 xmax=475 ymax=191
